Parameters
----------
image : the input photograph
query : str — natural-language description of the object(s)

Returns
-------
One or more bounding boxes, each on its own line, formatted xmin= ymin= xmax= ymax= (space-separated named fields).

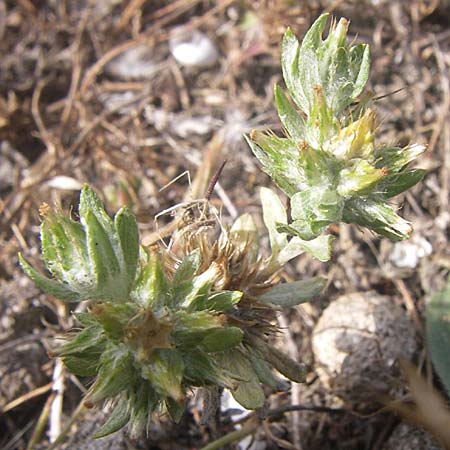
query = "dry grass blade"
xmin=25 ymin=392 xmax=56 ymax=450
xmin=117 ymin=0 xmax=147 ymax=30
xmin=0 ymin=382 xmax=53 ymax=414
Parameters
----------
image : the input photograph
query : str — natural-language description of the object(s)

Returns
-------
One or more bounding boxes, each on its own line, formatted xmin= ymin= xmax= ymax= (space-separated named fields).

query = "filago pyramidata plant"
xmin=246 ymin=13 xmax=426 ymax=260
xmin=19 ymin=13 xmax=425 ymax=440
xmin=19 ymin=185 xmax=325 ymax=438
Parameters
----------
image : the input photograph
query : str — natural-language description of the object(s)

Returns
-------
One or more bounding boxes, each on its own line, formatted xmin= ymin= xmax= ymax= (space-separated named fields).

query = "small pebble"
xmin=170 ymin=28 xmax=218 ymax=67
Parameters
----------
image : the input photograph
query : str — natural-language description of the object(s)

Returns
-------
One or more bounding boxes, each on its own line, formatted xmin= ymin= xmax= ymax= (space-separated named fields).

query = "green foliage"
xmin=20 ymin=184 xmax=139 ymax=303
xmin=260 ymin=277 xmax=326 ymax=307
xmin=427 ymin=275 xmax=450 ymax=396
xmin=20 ymin=185 xmax=323 ymax=438
xmin=247 ymin=13 xmax=425 ymax=260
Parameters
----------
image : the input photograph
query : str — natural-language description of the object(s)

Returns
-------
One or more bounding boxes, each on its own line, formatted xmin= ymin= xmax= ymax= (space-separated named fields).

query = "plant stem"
xmin=199 ymin=419 xmax=259 ymax=450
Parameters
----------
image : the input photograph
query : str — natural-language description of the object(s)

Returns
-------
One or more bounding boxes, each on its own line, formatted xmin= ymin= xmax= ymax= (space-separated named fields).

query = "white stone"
xmin=170 ymin=28 xmax=218 ymax=68
xmin=390 ymin=235 xmax=432 ymax=269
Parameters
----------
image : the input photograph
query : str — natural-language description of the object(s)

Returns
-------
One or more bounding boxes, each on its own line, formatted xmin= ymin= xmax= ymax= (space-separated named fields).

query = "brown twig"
xmin=204 ymin=160 xmax=227 ymax=200
xmin=61 ymin=12 xmax=88 ymax=126
xmin=31 ymin=79 xmax=57 ymax=159
xmin=117 ymin=0 xmax=147 ymax=30
xmin=265 ymin=403 xmax=358 ymax=419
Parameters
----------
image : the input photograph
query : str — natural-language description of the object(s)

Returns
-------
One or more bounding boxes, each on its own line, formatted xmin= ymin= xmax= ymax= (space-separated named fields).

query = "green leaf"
xmin=274 ymin=84 xmax=305 ymax=140
xmin=142 ymin=349 xmax=184 ymax=401
xmin=79 ymin=184 xmax=114 ymax=237
xmin=375 ymin=144 xmax=426 ymax=172
xmin=380 ymin=169 xmax=426 ymax=199
xmin=278 ymin=234 xmax=335 ymax=263
xmin=219 ymin=350 xmax=265 ymax=409
xmin=19 ymin=254 xmax=81 ymax=302
xmin=88 ymin=348 xmax=134 ymax=403
xmin=260 ymin=276 xmax=326 ymax=307
xmin=183 ymin=263 xmax=224 ymax=310
xmin=247 ymin=351 xmax=280 ymax=389
xmin=298 ymin=48 xmax=321 ymax=115
xmin=296 ymin=234 xmax=334 ymax=262
xmin=205 ymin=290 xmax=243 ymax=311
xmin=173 ymin=310 xmax=223 ymax=337
xmin=171 ymin=251 xmax=201 ymax=306
xmin=73 ymin=311 xmax=100 ymax=327
xmin=173 ymin=250 xmax=201 ymax=287
xmin=183 ymin=349 xmax=235 ymax=388
xmin=318 ymin=17 xmax=348 ymax=77
xmin=40 ymin=220 xmax=59 ymax=271
xmin=297 ymin=145 xmax=333 ymax=186
xmin=276 ymin=220 xmax=320 ymax=242
xmin=63 ymin=353 xmax=100 ymax=377
xmin=288 ymin=189 xmax=343 ymax=240
xmin=90 ymin=303 xmax=136 ymax=340
xmin=275 ymin=237 xmax=304 ymax=264
xmin=300 ymin=14 xmax=329 ymax=51
xmin=257 ymin=342 xmax=307 ymax=382
xmin=184 ymin=281 xmax=212 ymax=311
xmin=57 ymin=325 xmax=105 ymax=357
xmin=268 ymin=349 xmax=307 ymax=383
xmin=201 ymin=327 xmax=244 ymax=352
xmin=343 ymin=198 xmax=412 ymax=240
xmin=282 ymin=28 xmax=309 ymax=114
xmin=260 ymin=187 xmax=287 ymax=257
xmin=133 ymin=249 xmax=169 ymax=308
xmin=351 ymin=43 xmax=371 ymax=100
xmin=41 ymin=218 xmax=87 ymax=278
xmin=94 ymin=396 xmax=131 ymax=438
xmin=84 ymin=209 xmax=122 ymax=300
xmin=128 ymin=384 xmax=158 ymax=438
xmin=244 ymin=135 xmax=278 ymax=185
xmin=426 ymin=276 xmax=450 ymax=396
xmin=245 ymin=132 xmax=302 ymax=196
xmin=114 ymin=207 xmax=139 ymax=291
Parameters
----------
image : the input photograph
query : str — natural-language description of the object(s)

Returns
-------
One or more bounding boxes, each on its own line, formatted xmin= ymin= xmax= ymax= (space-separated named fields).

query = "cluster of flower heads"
xmin=20 ymin=186 xmax=324 ymax=437
xmin=20 ymin=13 xmax=425 ymax=438
xmin=247 ymin=14 xmax=425 ymax=259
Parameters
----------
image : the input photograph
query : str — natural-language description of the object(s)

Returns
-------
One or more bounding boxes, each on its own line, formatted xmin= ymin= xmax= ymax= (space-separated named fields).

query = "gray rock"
xmin=312 ymin=292 xmax=417 ymax=403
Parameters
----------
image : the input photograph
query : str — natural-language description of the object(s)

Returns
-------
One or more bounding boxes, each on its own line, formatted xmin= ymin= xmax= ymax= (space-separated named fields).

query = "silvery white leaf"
xmin=260 ymin=187 xmax=287 ymax=257
xmin=278 ymin=234 xmax=334 ymax=264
